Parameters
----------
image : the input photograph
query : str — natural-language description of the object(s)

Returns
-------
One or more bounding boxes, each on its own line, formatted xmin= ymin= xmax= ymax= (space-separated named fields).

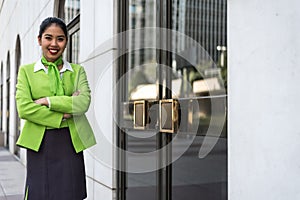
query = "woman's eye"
xmin=57 ymin=38 xmax=65 ymax=42
xmin=45 ymin=36 xmax=52 ymax=40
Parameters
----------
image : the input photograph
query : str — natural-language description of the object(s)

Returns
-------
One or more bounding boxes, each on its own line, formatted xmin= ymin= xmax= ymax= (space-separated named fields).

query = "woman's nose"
xmin=50 ymin=39 xmax=58 ymax=46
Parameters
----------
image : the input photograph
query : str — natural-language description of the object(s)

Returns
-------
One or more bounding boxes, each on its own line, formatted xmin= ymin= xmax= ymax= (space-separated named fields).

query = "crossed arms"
xmin=16 ymin=66 xmax=91 ymax=128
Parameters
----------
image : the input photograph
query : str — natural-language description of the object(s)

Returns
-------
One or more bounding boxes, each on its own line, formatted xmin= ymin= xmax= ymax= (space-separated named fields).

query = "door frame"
xmin=115 ymin=1 xmax=174 ymax=200
xmin=115 ymin=1 xmax=228 ymax=199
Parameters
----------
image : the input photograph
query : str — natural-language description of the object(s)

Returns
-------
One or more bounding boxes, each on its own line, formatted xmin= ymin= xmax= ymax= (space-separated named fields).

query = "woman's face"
xmin=38 ymin=24 xmax=67 ymax=62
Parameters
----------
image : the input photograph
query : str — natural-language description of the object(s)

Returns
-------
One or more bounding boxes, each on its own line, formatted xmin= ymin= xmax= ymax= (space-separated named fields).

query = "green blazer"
xmin=16 ymin=61 xmax=96 ymax=153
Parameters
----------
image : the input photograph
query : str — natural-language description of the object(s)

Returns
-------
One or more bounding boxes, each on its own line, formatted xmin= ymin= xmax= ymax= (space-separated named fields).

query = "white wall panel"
xmin=79 ymin=0 xmax=95 ymax=62
xmin=229 ymin=0 xmax=300 ymax=199
xmin=89 ymin=52 xmax=115 ymax=189
xmin=94 ymin=0 xmax=113 ymax=52
xmin=86 ymin=176 xmax=95 ymax=200
xmin=93 ymin=182 xmax=114 ymax=200
xmin=84 ymin=150 xmax=95 ymax=179
xmin=80 ymin=0 xmax=115 ymax=198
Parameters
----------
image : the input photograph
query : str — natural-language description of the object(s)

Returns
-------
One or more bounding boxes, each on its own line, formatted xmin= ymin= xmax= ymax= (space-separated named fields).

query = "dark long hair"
xmin=38 ymin=17 xmax=68 ymax=40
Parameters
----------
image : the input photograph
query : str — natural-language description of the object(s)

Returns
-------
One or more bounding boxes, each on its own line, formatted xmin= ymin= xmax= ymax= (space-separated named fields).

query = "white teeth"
xmin=49 ymin=49 xmax=58 ymax=53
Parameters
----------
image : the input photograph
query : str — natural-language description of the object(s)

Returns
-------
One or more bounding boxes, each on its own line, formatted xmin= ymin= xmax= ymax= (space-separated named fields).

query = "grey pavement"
xmin=0 ymin=147 xmax=25 ymax=200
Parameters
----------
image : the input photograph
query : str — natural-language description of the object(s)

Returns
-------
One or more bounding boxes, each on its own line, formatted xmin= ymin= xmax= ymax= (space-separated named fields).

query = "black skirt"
xmin=25 ymin=128 xmax=87 ymax=200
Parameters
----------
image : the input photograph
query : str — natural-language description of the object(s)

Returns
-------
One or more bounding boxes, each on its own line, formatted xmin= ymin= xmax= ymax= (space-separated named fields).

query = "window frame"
xmin=54 ymin=0 xmax=80 ymax=63
xmin=66 ymin=14 xmax=80 ymax=62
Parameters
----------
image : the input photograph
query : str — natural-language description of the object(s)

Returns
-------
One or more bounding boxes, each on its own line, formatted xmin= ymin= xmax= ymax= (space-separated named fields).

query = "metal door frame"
xmin=115 ymin=1 xmax=174 ymax=200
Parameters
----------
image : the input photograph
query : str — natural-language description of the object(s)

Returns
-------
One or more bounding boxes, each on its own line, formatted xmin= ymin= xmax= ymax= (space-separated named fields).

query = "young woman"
xmin=15 ymin=17 xmax=96 ymax=200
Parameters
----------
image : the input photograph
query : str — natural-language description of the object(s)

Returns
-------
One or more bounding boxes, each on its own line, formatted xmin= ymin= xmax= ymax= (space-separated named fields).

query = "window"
xmin=64 ymin=0 xmax=80 ymax=63
xmin=64 ymin=0 xmax=80 ymax=24
xmin=15 ymin=35 xmax=21 ymax=157
xmin=6 ymin=52 xmax=10 ymax=147
xmin=55 ymin=0 xmax=80 ymax=63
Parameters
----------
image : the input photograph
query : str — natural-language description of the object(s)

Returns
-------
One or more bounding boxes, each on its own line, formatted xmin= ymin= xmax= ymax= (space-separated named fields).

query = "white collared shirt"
xmin=34 ymin=57 xmax=74 ymax=76
xmin=34 ymin=57 xmax=74 ymax=109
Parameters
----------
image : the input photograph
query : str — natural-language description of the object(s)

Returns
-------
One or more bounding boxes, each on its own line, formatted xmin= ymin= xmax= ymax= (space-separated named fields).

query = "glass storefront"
xmin=117 ymin=0 xmax=227 ymax=199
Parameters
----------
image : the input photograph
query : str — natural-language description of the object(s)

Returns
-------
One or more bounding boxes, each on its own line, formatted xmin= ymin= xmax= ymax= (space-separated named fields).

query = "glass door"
xmin=116 ymin=0 xmax=227 ymax=199
xmin=117 ymin=1 xmax=159 ymax=199
xmin=170 ymin=0 xmax=227 ymax=199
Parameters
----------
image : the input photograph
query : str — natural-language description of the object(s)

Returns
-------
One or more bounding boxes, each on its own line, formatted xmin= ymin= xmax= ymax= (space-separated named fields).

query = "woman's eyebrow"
xmin=43 ymin=34 xmax=65 ymax=38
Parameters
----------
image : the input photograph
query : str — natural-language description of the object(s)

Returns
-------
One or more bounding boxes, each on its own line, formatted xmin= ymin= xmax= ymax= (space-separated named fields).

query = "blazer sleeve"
xmin=16 ymin=66 xmax=64 ymax=128
xmin=48 ymin=66 xmax=91 ymax=115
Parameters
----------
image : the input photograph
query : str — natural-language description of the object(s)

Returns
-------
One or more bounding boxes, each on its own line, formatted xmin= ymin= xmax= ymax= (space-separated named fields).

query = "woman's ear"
xmin=37 ymin=36 xmax=42 ymax=46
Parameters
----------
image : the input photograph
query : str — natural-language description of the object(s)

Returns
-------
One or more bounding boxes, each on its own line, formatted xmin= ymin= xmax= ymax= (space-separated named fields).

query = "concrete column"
xmin=229 ymin=0 xmax=300 ymax=199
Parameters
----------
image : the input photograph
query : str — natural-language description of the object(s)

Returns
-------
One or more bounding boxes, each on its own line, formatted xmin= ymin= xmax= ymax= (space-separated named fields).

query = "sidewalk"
xmin=0 ymin=147 xmax=25 ymax=200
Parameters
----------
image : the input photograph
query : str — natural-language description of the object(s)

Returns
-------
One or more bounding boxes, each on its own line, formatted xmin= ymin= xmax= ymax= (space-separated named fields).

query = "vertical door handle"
xmin=159 ymin=99 xmax=179 ymax=133
xmin=133 ymin=100 xmax=148 ymax=129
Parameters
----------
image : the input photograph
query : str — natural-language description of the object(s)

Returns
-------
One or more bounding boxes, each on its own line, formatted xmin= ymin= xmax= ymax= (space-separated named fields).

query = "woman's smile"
xmin=49 ymin=48 xmax=59 ymax=55
xmin=38 ymin=24 xmax=67 ymax=62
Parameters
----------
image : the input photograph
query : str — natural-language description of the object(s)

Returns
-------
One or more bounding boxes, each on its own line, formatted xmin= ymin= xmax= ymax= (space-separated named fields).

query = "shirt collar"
xmin=34 ymin=57 xmax=74 ymax=73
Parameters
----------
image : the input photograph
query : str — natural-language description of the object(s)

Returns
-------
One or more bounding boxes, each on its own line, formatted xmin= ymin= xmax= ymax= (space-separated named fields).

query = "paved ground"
xmin=0 ymin=147 xmax=25 ymax=200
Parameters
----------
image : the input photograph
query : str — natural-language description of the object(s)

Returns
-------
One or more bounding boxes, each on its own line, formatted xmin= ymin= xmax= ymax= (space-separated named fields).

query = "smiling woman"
xmin=37 ymin=18 xmax=68 ymax=63
xmin=15 ymin=17 xmax=96 ymax=200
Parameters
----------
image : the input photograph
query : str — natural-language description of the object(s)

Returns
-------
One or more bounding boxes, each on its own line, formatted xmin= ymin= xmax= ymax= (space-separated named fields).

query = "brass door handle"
xmin=159 ymin=99 xmax=179 ymax=133
xmin=133 ymin=99 xmax=179 ymax=133
xmin=133 ymin=100 xmax=148 ymax=129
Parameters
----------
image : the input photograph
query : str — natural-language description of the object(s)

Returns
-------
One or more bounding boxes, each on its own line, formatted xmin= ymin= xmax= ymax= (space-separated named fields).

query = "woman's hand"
xmin=34 ymin=91 xmax=79 ymax=107
xmin=72 ymin=90 xmax=80 ymax=96
xmin=63 ymin=113 xmax=72 ymax=119
xmin=61 ymin=91 xmax=79 ymax=119
xmin=34 ymin=97 xmax=49 ymax=106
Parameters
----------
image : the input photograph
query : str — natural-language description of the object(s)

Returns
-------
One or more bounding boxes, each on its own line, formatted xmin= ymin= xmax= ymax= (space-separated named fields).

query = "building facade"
xmin=0 ymin=0 xmax=300 ymax=200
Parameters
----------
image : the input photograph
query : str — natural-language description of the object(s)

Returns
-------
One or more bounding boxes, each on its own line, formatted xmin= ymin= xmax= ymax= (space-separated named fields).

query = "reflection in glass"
xmin=126 ymin=1 xmax=158 ymax=199
xmin=64 ymin=0 xmax=80 ymax=24
xmin=122 ymin=0 xmax=227 ymax=199
xmin=71 ymin=31 xmax=80 ymax=64
xmin=172 ymin=0 xmax=227 ymax=97
xmin=128 ymin=0 xmax=156 ymax=101
xmin=127 ymin=0 xmax=228 ymax=100
xmin=171 ymin=0 xmax=227 ymax=199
